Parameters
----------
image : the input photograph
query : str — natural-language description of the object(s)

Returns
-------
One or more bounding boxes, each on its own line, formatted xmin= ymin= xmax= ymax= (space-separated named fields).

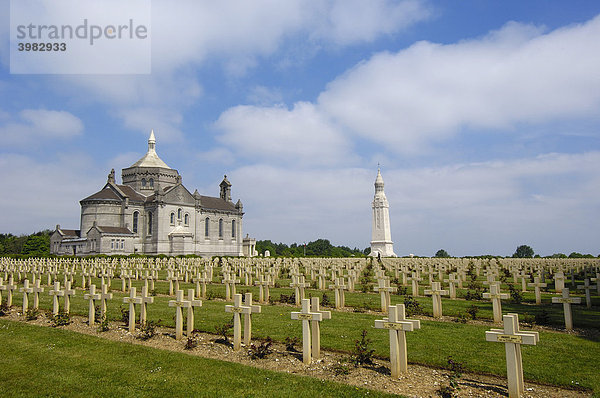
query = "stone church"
xmin=51 ymin=131 xmax=255 ymax=257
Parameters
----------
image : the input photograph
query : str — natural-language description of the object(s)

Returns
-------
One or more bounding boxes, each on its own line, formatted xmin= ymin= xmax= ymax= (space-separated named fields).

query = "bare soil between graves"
xmin=4 ymin=311 xmax=589 ymax=398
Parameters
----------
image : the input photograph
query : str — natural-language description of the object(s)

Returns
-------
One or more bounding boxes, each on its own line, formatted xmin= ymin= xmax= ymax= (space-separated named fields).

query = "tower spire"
xmin=148 ymin=129 xmax=156 ymax=153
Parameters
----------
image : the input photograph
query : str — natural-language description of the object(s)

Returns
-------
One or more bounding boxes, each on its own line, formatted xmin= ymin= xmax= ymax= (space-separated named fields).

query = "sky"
xmin=1 ymin=0 xmax=599 ymax=257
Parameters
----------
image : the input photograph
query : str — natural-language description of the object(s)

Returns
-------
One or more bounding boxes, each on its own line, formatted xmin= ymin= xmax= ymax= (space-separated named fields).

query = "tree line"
xmin=0 ymin=230 xmax=52 ymax=257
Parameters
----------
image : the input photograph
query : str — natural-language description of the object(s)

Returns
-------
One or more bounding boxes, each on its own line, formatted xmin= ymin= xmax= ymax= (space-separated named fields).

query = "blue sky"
xmin=1 ymin=0 xmax=599 ymax=257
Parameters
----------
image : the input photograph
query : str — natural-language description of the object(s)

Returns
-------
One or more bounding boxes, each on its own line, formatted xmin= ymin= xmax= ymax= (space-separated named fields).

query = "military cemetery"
xmin=3 ymin=2 xmax=600 ymax=397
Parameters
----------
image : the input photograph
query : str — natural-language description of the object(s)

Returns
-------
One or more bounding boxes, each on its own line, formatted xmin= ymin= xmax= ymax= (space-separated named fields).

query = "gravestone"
xmin=19 ymin=279 xmax=33 ymax=313
xmin=551 ymin=288 xmax=581 ymax=330
xmin=31 ymin=279 xmax=44 ymax=310
xmin=576 ymin=278 xmax=593 ymax=308
xmin=483 ymin=284 xmax=510 ymax=323
xmin=374 ymin=304 xmax=420 ymax=377
xmin=424 ymin=281 xmax=448 ymax=318
xmin=291 ymin=298 xmax=324 ymax=365
xmin=123 ymin=287 xmax=142 ymax=333
xmin=84 ymin=284 xmax=101 ymax=325
xmin=169 ymin=290 xmax=190 ymax=340
xmin=374 ymin=279 xmax=394 ymax=313
xmin=242 ymin=292 xmax=261 ymax=345
xmin=48 ymin=281 xmax=65 ymax=315
xmin=225 ymin=293 xmax=252 ymax=350
xmin=528 ymin=277 xmax=547 ymax=305
xmin=485 ymin=313 xmax=539 ymax=398
xmin=310 ymin=297 xmax=331 ymax=359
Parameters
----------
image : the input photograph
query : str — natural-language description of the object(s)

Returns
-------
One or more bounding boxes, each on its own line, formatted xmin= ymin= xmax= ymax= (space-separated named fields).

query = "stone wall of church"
xmin=80 ymin=202 xmax=123 ymax=238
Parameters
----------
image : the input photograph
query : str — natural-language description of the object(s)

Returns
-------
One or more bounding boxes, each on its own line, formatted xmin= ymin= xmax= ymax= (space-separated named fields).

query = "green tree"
xmin=21 ymin=235 xmax=50 ymax=256
xmin=513 ymin=245 xmax=534 ymax=258
xmin=434 ymin=249 xmax=450 ymax=258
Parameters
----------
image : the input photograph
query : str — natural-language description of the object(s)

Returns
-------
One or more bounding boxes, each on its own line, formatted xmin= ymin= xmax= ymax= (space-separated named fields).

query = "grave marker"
xmin=374 ymin=304 xmax=420 ymax=377
xmin=551 ymin=288 xmax=581 ymax=330
xmin=485 ymin=313 xmax=539 ymax=398
xmin=291 ymin=298 xmax=323 ymax=365
xmin=483 ymin=284 xmax=510 ymax=323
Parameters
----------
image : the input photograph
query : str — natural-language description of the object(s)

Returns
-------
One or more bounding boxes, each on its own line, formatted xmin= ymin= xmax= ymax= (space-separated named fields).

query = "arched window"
xmin=149 ymin=178 xmax=154 ymax=188
xmin=141 ymin=178 xmax=146 ymax=187
xmin=231 ymin=220 xmax=236 ymax=238
xmin=133 ymin=211 xmax=139 ymax=233
xmin=219 ymin=218 xmax=223 ymax=238
xmin=204 ymin=217 xmax=210 ymax=237
xmin=148 ymin=211 xmax=153 ymax=235
xmin=170 ymin=212 xmax=175 ymax=224
xmin=177 ymin=208 xmax=182 ymax=219
xmin=184 ymin=214 xmax=189 ymax=225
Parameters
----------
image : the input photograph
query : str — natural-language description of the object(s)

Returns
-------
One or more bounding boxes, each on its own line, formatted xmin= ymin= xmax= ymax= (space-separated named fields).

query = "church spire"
xmin=148 ymin=129 xmax=156 ymax=153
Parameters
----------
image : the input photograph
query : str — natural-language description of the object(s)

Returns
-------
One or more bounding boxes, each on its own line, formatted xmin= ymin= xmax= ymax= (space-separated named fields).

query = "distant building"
xmin=51 ymin=131 xmax=252 ymax=257
xmin=370 ymin=168 xmax=396 ymax=257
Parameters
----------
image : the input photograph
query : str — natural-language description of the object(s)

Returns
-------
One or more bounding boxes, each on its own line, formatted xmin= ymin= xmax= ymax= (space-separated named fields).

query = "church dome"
xmin=130 ymin=130 xmax=171 ymax=169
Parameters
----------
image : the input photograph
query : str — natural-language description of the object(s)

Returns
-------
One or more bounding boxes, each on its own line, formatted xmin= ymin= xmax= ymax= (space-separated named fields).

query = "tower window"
xmin=149 ymin=178 xmax=154 ymax=188
xmin=133 ymin=211 xmax=139 ymax=233
xmin=184 ymin=214 xmax=189 ymax=225
xmin=177 ymin=208 xmax=182 ymax=219
xmin=219 ymin=218 xmax=223 ymax=238
xmin=231 ymin=220 xmax=236 ymax=238
xmin=204 ymin=217 xmax=210 ymax=237
xmin=170 ymin=212 xmax=175 ymax=224
xmin=142 ymin=178 xmax=146 ymax=187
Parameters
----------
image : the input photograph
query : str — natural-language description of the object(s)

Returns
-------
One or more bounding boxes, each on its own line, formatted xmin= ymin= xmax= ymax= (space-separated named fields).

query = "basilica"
xmin=50 ymin=131 xmax=255 ymax=257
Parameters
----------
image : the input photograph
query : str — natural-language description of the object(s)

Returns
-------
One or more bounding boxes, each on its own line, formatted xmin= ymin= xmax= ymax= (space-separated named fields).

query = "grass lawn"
xmin=6 ymin=271 xmax=599 ymax=396
xmin=0 ymin=319 xmax=396 ymax=398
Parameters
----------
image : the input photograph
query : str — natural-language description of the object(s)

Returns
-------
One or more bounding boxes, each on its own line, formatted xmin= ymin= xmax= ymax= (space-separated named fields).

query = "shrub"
xmin=184 ymin=334 xmax=199 ymax=350
xmin=94 ymin=305 xmax=102 ymax=324
xmin=508 ymin=284 xmax=523 ymax=304
xmin=396 ymin=285 xmax=408 ymax=296
xmin=438 ymin=356 xmax=465 ymax=398
xmin=453 ymin=312 xmax=468 ymax=324
xmin=332 ymin=363 xmax=351 ymax=376
xmin=0 ymin=303 xmax=10 ymax=316
xmin=466 ymin=305 xmax=479 ymax=320
xmin=137 ymin=320 xmax=161 ymax=340
xmin=349 ymin=330 xmax=375 ymax=367
xmin=465 ymin=289 xmax=483 ymax=301
xmin=520 ymin=313 xmax=535 ymax=326
xmin=321 ymin=293 xmax=331 ymax=307
xmin=51 ymin=311 xmax=71 ymax=327
xmin=25 ymin=308 xmax=39 ymax=321
xmin=215 ymin=319 xmax=233 ymax=342
xmin=119 ymin=306 xmax=129 ymax=324
xmin=284 ymin=336 xmax=299 ymax=352
xmin=403 ymin=296 xmax=423 ymax=316
xmin=97 ymin=316 xmax=109 ymax=332
xmin=248 ymin=337 xmax=273 ymax=359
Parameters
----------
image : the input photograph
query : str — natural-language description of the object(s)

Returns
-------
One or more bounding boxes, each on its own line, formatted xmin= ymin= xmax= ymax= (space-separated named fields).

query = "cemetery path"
xmin=5 ymin=311 xmax=590 ymax=398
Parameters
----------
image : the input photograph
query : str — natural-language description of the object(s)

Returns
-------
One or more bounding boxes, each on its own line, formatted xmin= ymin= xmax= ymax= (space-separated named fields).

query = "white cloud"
xmin=317 ymin=15 xmax=600 ymax=152
xmin=215 ymin=102 xmax=355 ymax=166
xmin=311 ymin=0 xmax=432 ymax=45
xmin=0 ymin=152 xmax=102 ymax=234
xmin=115 ymin=107 xmax=184 ymax=142
xmin=233 ymin=152 xmax=600 ymax=256
xmin=0 ymin=109 xmax=83 ymax=147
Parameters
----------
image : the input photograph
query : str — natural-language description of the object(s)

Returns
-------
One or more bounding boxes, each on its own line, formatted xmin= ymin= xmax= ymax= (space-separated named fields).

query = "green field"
xmin=0 ymin=319 xmax=396 ymax=398
xmin=2 ymin=270 xmax=599 ymax=396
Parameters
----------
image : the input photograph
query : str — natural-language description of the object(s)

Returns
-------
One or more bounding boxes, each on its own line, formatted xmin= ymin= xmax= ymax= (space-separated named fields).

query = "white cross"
xmin=31 ymin=279 xmax=44 ymax=310
xmin=84 ymin=284 xmax=101 ymax=325
xmin=528 ymin=277 xmax=547 ymax=305
xmin=374 ymin=279 xmax=395 ymax=313
xmin=242 ymin=292 xmax=261 ymax=345
xmin=98 ymin=283 xmax=113 ymax=320
xmin=185 ymin=289 xmax=203 ymax=337
xmin=374 ymin=304 xmax=420 ymax=377
xmin=123 ymin=287 xmax=143 ymax=333
xmin=19 ymin=279 xmax=34 ymax=313
xmin=0 ymin=276 xmax=17 ymax=307
xmin=483 ymin=284 xmax=510 ymax=323
xmin=310 ymin=296 xmax=331 ymax=359
xmin=139 ymin=285 xmax=154 ymax=325
xmin=424 ymin=281 xmax=449 ymax=318
xmin=48 ymin=281 xmax=65 ymax=315
xmin=291 ymin=298 xmax=324 ymax=365
xmin=225 ymin=293 xmax=252 ymax=350
xmin=576 ymin=278 xmax=593 ymax=308
xmin=485 ymin=313 xmax=539 ymax=398
xmin=551 ymin=288 xmax=581 ymax=330
xmin=169 ymin=289 xmax=191 ymax=340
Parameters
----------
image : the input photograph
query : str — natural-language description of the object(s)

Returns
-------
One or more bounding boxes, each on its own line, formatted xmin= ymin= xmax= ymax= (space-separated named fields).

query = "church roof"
xmin=82 ymin=187 xmax=122 ymax=202
xmin=95 ymin=226 xmax=133 ymax=235
xmin=81 ymin=184 xmax=146 ymax=203
xmin=199 ymin=195 xmax=237 ymax=212
xmin=58 ymin=229 xmax=80 ymax=237
xmin=129 ymin=130 xmax=171 ymax=169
